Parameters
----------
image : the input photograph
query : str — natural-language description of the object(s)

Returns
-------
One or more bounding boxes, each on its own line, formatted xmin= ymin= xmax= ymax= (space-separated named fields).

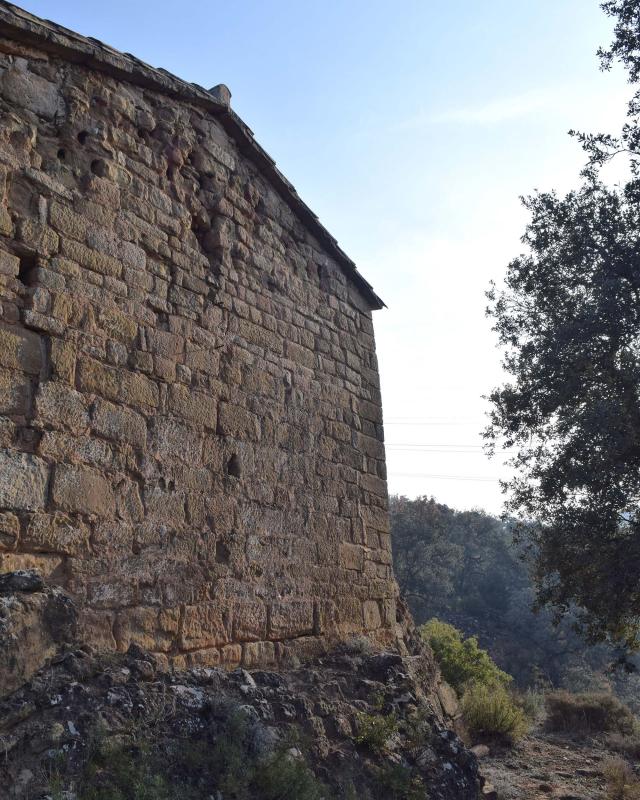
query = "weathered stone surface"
xmin=34 ymin=382 xmax=89 ymax=431
xmin=268 ymin=600 xmax=314 ymax=640
xmin=0 ymin=62 xmax=63 ymax=119
xmin=181 ymin=602 xmax=231 ymax=650
xmin=52 ymin=465 xmax=116 ymax=517
xmin=0 ymin=367 xmax=30 ymax=416
xmin=0 ymin=451 xmax=48 ymax=511
xmin=0 ymin=323 xmax=42 ymax=375
xmin=92 ymin=398 xmax=147 ymax=448
xmin=23 ymin=513 xmax=88 ymax=556
xmin=0 ymin=5 xmax=398 ymax=666
xmin=0 ymin=575 xmax=76 ymax=699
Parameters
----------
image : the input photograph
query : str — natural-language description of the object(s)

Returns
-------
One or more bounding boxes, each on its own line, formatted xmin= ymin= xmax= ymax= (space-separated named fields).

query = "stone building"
xmin=0 ymin=2 xmax=398 ymax=669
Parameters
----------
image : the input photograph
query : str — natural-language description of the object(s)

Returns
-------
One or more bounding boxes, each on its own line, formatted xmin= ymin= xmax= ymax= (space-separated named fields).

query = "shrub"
xmin=253 ymin=751 xmax=326 ymax=800
xmin=512 ymin=689 xmax=544 ymax=723
xmin=420 ymin=619 xmax=511 ymax=693
xmin=545 ymin=691 xmax=637 ymax=736
xmin=603 ymin=758 xmax=640 ymax=800
xmin=374 ymin=764 xmax=424 ymax=800
xmin=460 ymin=683 xmax=529 ymax=744
xmin=607 ymin=732 xmax=640 ymax=760
xmin=354 ymin=711 xmax=399 ymax=753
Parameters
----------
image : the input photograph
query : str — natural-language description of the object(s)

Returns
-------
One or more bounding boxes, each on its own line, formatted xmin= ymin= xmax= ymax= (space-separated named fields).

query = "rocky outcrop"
xmin=0 ymin=638 xmax=480 ymax=799
xmin=0 ymin=569 xmax=76 ymax=699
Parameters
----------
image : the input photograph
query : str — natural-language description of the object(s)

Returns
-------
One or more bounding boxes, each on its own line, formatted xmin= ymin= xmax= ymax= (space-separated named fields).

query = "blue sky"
xmin=22 ymin=0 xmax=631 ymax=511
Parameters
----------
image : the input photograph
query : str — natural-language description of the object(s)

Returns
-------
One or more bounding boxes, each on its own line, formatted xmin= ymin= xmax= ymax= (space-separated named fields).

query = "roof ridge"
xmin=0 ymin=1 xmax=385 ymax=309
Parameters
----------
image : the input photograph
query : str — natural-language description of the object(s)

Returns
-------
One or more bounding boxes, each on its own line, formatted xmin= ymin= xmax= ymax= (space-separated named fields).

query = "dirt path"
xmin=479 ymin=730 xmax=618 ymax=799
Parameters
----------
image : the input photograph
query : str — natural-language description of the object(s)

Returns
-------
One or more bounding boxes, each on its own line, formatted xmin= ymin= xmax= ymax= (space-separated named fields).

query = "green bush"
xmin=253 ymin=751 xmax=325 ymax=800
xmin=374 ymin=764 xmax=424 ymax=800
xmin=354 ymin=711 xmax=399 ymax=753
xmin=460 ymin=683 xmax=529 ymax=744
xmin=420 ymin=618 xmax=511 ymax=693
xmin=52 ymin=710 xmax=328 ymax=800
xmin=545 ymin=691 xmax=637 ymax=736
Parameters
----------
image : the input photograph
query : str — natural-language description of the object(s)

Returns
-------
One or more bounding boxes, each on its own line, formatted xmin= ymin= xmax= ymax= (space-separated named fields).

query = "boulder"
xmin=0 ymin=571 xmax=76 ymax=699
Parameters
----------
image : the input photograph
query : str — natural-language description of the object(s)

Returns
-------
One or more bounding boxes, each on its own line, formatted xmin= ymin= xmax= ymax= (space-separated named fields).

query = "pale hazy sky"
xmin=22 ymin=0 xmax=632 ymax=513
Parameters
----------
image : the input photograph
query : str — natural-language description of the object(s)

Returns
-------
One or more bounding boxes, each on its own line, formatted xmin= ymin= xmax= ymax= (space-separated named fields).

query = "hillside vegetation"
xmin=390 ymin=495 xmax=640 ymax=708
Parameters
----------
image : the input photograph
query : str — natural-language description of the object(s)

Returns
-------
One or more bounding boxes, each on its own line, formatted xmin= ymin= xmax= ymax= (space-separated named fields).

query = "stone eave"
xmin=0 ymin=1 xmax=386 ymax=310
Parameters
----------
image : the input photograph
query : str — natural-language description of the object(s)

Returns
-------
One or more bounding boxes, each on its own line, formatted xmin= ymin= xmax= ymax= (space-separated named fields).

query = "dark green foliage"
xmin=545 ymin=691 xmax=638 ymax=736
xmin=374 ymin=764 xmax=424 ymax=800
xmin=391 ymin=495 xmax=625 ymax=688
xmin=354 ymin=711 xmax=399 ymax=753
xmin=57 ymin=712 xmax=326 ymax=800
xmin=77 ymin=738 xmax=171 ymax=800
xmin=419 ymin=618 xmax=528 ymax=746
xmin=486 ymin=180 xmax=640 ymax=653
xmin=252 ymin=751 xmax=325 ymax=800
xmin=485 ymin=0 xmax=640 ymax=654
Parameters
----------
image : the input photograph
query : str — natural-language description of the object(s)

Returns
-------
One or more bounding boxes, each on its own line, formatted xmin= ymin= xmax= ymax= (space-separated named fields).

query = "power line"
xmin=390 ymin=472 xmax=501 ymax=482
xmin=386 ymin=449 xmax=506 ymax=455
xmin=385 ymin=421 xmax=484 ymax=426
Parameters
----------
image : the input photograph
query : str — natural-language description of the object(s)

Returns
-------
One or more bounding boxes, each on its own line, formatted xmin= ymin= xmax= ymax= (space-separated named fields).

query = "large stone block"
xmin=0 ymin=323 xmax=42 ymax=375
xmin=339 ymin=542 xmax=365 ymax=572
xmin=0 ymin=64 xmax=63 ymax=119
xmin=217 ymin=402 xmax=260 ymax=441
xmin=0 ymin=512 xmax=19 ymax=550
xmin=0 ymin=367 xmax=31 ymax=416
xmin=52 ymin=464 xmax=116 ymax=517
xmin=0 ymin=450 xmax=49 ymax=511
xmin=114 ymin=606 xmax=179 ymax=652
xmin=168 ymin=384 xmax=217 ymax=428
xmin=152 ymin=417 xmax=203 ymax=464
xmin=181 ymin=601 xmax=231 ymax=650
xmin=268 ymin=600 xmax=314 ymax=640
xmin=233 ymin=599 xmax=268 ymax=642
xmin=77 ymin=358 xmax=159 ymax=409
xmin=92 ymin=398 xmax=147 ymax=448
xmin=34 ymin=381 xmax=90 ymax=431
xmin=23 ymin=512 xmax=89 ymax=556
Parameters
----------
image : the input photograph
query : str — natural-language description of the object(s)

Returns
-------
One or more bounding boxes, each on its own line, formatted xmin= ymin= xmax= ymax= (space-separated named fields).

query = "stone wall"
xmin=0 ymin=4 xmax=397 ymax=669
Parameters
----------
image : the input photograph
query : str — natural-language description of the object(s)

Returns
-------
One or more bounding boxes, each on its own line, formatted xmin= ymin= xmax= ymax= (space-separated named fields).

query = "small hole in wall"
xmin=91 ymin=159 xmax=107 ymax=177
xmin=215 ymin=540 xmax=230 ymax=564
xmin=227 ymin=454 xmax=241 ymax=478
xmin=57 ymin=148 xmax=66 ymax=161
xmin=17 ymin=252 xmax=37 ymax=286
xmin=77 ymin=130 xmax=89 ymax=145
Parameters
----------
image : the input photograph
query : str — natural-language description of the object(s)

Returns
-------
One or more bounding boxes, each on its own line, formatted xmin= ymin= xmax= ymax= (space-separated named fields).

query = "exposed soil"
xmin=480 ymin=728 xmax=625 ymax=800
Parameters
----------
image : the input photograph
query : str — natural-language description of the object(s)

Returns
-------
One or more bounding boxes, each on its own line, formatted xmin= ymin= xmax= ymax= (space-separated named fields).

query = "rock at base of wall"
xmin=0 ymin=570 xmax=77 ymax=699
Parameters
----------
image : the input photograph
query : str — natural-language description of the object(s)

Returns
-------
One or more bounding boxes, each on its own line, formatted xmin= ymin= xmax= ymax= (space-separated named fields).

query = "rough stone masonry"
xmin=0 ymin=2 xmax=398 ymax=670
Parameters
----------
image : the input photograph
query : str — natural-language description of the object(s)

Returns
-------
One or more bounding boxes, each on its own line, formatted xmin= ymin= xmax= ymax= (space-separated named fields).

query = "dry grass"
xmin=545 ymin=691 xmax=637 ymax=736
xmin=604 ymin=758 xmax=640 ymax=800
xmin=606 ymin=732 xmax=640 ymax=760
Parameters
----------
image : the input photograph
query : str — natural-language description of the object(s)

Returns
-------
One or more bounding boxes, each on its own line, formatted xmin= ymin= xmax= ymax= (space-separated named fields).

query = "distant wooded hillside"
xmin=390 ymin=495 xmax=640 ymax=707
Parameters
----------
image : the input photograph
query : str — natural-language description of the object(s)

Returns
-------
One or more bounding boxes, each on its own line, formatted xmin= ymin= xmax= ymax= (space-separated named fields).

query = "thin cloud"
xmin=394 ymin=83 xmax=631 ymax=131
xmin=430 ymin=88 xmax=557 ymax=125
